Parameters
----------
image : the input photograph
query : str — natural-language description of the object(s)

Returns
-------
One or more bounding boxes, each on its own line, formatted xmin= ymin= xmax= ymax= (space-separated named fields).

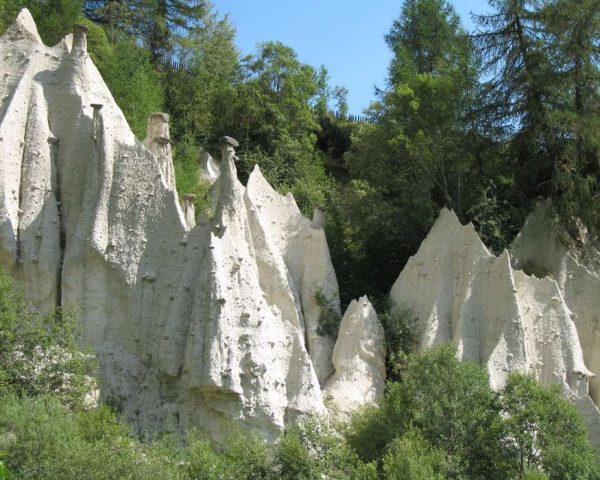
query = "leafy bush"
xmin=347 ymin=344 xmax=503 ymax=480
xmin=347 ymin=344 xmax=600 ymax=480
xmin=274 ymin=419 xmax=377 ymax=480
xmin=500 ymin=373 xmax=600 ymax=480
xmin=376 ymin=298 xmax=417 ymax=378
xmin=173 ymin=138 xmax=214 ymax=218
xmin=467 ymin=179 xmax=522 ymax=255
xmin=382 ymin=430 xmax=446 ymax=480
xmin=0 ymin=269 xmax=96 ymax=409
xmin=0 ymin=395 xmax=185 ymax=480
xmin=314 ymin=288 xmax=342 ymax=337
xmin=84 ymin=19 xmax=164 ymax=138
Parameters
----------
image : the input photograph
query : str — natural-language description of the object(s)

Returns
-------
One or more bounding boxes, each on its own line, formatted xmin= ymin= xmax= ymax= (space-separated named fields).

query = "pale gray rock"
xmin=200 ymin=151 xmax=220 ymax=186
xmin=219 ymin=135 xmax=239 ymax=149
xmin=510 ymin=200 xmax=600 ymax=445
xmin=391 ymin=208 xmax=600 ymax=446
xmin=324 ymin=296 xmax=386 ymax=421
xmin=181 ymin=194 xmax=196 ymax=229
xmin=0 ymin=10 xmax=376 ymax=442
xmin=245 ymin=165 xmax=340 ymax=383
xmin=144 ymin=112 xmax=176 ymax=191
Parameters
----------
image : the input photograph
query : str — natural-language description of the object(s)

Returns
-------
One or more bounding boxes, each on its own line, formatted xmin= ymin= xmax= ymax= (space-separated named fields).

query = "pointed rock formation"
xmin=0 ymin=10 xmax=379 ymax=442
xmin=324 ymin=296 xmax=386 ymax=420
xmin=181 ymin=193 xmax=196 ymax=229
xmin=245 ymin=165 xmax=340 ymax=383
xmin=144 ymin=113 xmax=176 ymax=191
xmin=390 ymin=208 xmax=600 ymax=445
xmin=510 ymin=200 xmax=600 ymax=444
xmin=3 ymin=8 xmax=42 ymax=43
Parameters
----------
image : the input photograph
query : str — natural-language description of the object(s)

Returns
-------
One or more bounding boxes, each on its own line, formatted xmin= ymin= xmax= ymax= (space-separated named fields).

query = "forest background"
xmin=1 ymin=0 xmax=599 ymax=310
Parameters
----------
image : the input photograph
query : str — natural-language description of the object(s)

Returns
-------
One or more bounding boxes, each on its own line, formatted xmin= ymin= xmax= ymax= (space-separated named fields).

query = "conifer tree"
xmin=475 ymin=0 xmax=555 ymax=199
xmin=83 ymin=0 xmax=208 ymax=64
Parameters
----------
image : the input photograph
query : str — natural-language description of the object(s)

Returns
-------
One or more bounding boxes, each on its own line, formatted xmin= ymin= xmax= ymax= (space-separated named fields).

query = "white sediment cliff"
xmin=0 ymin=10 xmax=385 ymax=441
xmin=391 ymin=207 xmax=600 ymax=446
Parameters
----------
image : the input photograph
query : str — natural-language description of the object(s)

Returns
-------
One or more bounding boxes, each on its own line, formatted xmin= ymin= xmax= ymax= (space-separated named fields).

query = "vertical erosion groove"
xmin=50 ymin=137 xmax=64 ymax=308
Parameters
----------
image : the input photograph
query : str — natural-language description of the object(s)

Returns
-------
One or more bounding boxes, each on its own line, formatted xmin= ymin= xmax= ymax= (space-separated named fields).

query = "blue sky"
xmin=210 ymin=1 xmax=490 ymax=115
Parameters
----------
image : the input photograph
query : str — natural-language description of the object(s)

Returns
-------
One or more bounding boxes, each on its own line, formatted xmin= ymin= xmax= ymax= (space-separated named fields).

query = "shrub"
xmin=275 ymin=419 xmax=377 ymax=480
xmin=314 ymin=288 xmax=342 ymax=337
xmin=347 ymin=344 xmax=506 ymax=479
xmin=173 ymin=138 xmax=214 ymax=217
xmin=0 ymin=269 xmax=96 ymax=409
xmin=382 ymin=430 xmax=446 ymax=480
xmin=376 ymin=298 xmax=417 ymax=378
xmin=500 ymin=373 xmax=600 ymax=480
xmin=0 ymin=395 xmax=185 ymax=480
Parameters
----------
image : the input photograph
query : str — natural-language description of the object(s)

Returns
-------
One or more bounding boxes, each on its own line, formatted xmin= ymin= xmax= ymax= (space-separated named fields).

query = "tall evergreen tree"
xmin=145 ymin=0 xmax=208 ymax=65
xmin=164 ymin=8 xmax=240 ymax=145
xmin=543 ymin=0 xmax=600 ymax=234
xmin=83 ymin=0 xmax=208 ymax=64
xmin=475 ymin=0 xmax=555 ymax=201
xmin=340 ymin=0 xmax=486 ymax=301
xmin=476 ymin=0 xmax=600 ymax=237
xmin=385 ymin=0 xmax=466 ymax=78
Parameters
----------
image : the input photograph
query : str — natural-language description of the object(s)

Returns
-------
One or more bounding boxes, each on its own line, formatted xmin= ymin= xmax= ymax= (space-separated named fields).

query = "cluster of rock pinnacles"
xmin=2 ymin=10 xmax=600 ymax=446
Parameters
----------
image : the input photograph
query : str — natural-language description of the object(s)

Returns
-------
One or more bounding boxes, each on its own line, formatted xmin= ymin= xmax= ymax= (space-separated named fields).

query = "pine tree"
xmin=475 ymin=0 xmax=555 ymax=200
xmin=543 ymin=0 xmax=600 ymax=234
xmin=83 ymin=0 xmax=208 ymax=64
xmin=340 ymin=0 xmax=487 ymax=301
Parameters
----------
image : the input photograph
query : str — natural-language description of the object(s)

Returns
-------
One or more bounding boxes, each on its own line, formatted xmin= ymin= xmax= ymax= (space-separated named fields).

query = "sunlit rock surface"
xmin=510 ymin=200 xmax=600 ymax=445
xmin=324 ymin=296 xmax=386 ymax=421
xmin=0 ymin=10 xmax=385 ymax=441
xmin=391 ymin=208 xmax=600 ymax=446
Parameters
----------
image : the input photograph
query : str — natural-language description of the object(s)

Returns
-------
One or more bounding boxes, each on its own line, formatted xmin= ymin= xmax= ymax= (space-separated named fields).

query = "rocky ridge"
xmin=391 ymin=207 xmax=600 ymax=445
xmin=0 ymin=10 xmax=385 ymax=441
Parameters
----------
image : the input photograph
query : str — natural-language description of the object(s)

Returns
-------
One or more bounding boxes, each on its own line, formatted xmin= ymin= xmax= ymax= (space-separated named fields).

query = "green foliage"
xmin=376 ymin=299 xmax=417 ymax=378
xmin=172 ymin=139 xmax=213 ymax=217
xmin=385 ymin=0 xmax=469 ymax=79
xmin=276 ymin=427 xmax=319 ymax=479
xmin=314 ymin=289 xmax=342 ymax=337
xmin=0 ymin=0 xmax=83 ymax=45
xmin=475 ymin=0 xmax=600 ymax=240
xmin=316 ymin=112 xmax=354 ymax=179
xmin=348 ymin=345 xmax=600 ymax=480
xmin=522 ymin=470 xmax=550 ymax=480
xmin=217 ymin=429 xmax=272 ymax=480
xmin=338 ymin=0 xmax=491 ymax=302
xmin=0 ymin=395 xmax=185 ymax=480
xmin=348 ymin=345 xmax=503 ymax=479
xmin=84 ymin=0 xmax=209 ymax=65
xmin=0 ymin=392 xmax=379 ymax=480
xmin=467 ymin=179 xmax=522 ymax=254
xmin=0 ymin=269 xmax=95 ymax=409
xmin=275 ymin=420 xmax=377 ymax=480
xmin=164 ymin=9 xmax=240 ymax=146
xmin=84 ymin=19 xmax=164 ymax=138
xmin=0 ymin=457 xmax=9 ymax=480
xmin=500 ymin=373 xmax=600 ymax=479
xmin=382 ymin=430 xmax=446 ymax=480
xmin=185 ymin=436 xmax=225 ymax=480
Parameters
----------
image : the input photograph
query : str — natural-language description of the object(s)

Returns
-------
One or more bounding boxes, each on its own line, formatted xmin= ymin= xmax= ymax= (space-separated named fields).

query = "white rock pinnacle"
xmin=391 ymin=207 xmax=600 ymax=446
xmin=324 ymin=296 xmax=386 ymax=421
xmin=0 ymin=10 xmax=385 ymax=442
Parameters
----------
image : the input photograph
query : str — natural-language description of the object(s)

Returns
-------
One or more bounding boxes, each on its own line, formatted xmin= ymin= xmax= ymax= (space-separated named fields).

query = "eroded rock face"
xmin=510 ymin=201 xmax=600 ymax=445
xmin=324 ymin=296 xmax=386 ymax=421
xmin=144 ymin=113 xmax=176 ymax=191
xmin=0 ymin=10 xmax=384 ymax=441
xmin=390 ymin=208 xmax=600 ymax=445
